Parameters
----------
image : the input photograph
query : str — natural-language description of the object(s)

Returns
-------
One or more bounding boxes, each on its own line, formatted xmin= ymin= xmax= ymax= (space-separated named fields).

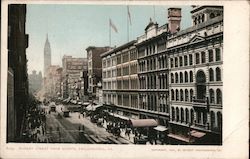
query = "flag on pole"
xmin=109 ymin=18 xmax=118 ymax=33
xmin=127 ymin=6 xmax=132 ymax=25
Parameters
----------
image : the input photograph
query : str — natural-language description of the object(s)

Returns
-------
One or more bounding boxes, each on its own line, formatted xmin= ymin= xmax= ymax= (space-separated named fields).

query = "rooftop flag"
xmin=127 ymin=6 xmax=132 ymax=25
xmin=109 ymin=18 xmax=118 ymax=33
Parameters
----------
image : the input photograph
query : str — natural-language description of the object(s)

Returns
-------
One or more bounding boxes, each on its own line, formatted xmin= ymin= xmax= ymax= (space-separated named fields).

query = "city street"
xmin=44 ymin=104 xmax=133 ymax=144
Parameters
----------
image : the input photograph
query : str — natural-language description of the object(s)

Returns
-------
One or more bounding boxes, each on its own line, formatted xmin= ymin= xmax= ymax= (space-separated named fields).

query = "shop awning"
xmin=130 ymin=119 xmax=158 ymax=128
xmin=190 ymin=130 xmax=206 ymax=138
xmin=86 ymin=104 xmax=103 ymax=111
xmin=153 ymin=125 xmax=168 ymax=132
xmin=108 ymin=112 xmax=130 ymax=120
xmin=167 ymin=133 xmax=191 ymax=143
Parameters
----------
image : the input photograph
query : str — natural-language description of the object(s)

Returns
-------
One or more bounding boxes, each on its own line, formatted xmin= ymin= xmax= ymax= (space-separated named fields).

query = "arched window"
xmin=217 ymin=112 xmax=222 ymax=130
xmin=180 ymin=72 xmax=183 ymax=83
xmin=185 ymin=108 xmax=189 ymax=123
xmin=185 ymin=89 xmax=189 ymax=101
xmin=201 ymin=14 xmax=205 ymax=22
xmin=175 ymin=57 xmax=178 ymax=67
xmin=190 ymin=89 xmax=194 ymax=102
xmin=195 ymin=53 xmax=200 ymax=64
xmin=203 ymin=112 xmax=207 ymax=125
xmin=171 ymin=107 xmax=175 ymax=121
xmin=209 ymin=49 xmax=213 ymax=62
xmin=185 ymin=71 xmax=188 ymax=83
xmin=201 ymin=52 xmax=206 ymax=63
xmin=176 ymin=107 xmax=179 ymax=122
xmin=171 ymin=89 xmax=174 ymax=100
xmin=189 ymin=54 xmax=193 ymax=65
xmin=176 ymin=89 xmax=179 ymax=101
xmin=215 ymin=48 xmax=221 ymax=61
xmin=189 ymin=71 xmax=193 ymax=82
xmin=191 ymin=109 xmax=194 ymax=124
xmin=196 ymin=70 xmax=206 ymax=99
xmin=175 ymin=73 xmax=179 ymax=83
xmin=216 ymin=89 xmax=222 ymax=104
xmin=179 ymin=56 xmax=183 ymax=67
xmin=170 ymin=58 xmax=174 ymax=68
xmin=180 ymin=89 xmax=184 ymax=101
xmin=209 ymin=89 xmax=215 ymax=103
xmin=210 ymin=111 xmax=215 ymax=129
xmin=181 ymin=108 xmax=184 ymax=123
xmin=216 ymin=67 xmax=221 ymax=81
xmin=209 ymin=68 xmax=214 ymax=81
xmin=184 ymin=55 xmax=188 ymax=66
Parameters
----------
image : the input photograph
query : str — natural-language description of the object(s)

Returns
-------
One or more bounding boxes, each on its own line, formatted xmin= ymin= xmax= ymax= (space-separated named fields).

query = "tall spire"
xmin=44 ymin=33 xmax=51 ymax=77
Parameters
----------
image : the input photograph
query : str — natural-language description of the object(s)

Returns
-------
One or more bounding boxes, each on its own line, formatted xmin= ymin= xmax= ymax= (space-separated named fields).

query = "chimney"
xmin=168 ymin=8 xmax=182 ymax=34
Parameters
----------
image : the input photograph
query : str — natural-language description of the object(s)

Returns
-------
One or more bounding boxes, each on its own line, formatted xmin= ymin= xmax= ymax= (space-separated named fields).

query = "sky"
xmin=26 ymin=4 xmax=192 ymax=75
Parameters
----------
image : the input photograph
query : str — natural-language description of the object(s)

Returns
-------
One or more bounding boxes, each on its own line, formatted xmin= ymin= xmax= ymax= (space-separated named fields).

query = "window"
xmin=172 ymin=107 xmax=175 ymax=121
xmin=201 ymin=52 xmax=206 ymax=63
xmin=216 ymin=67 xmax=221 ymax=81
xmin=176 ymin=90 xmax=179 ymax=101
xmin=216 ymin=89 xmax=222 ymax=104
xmin=176 ymin=107 xmax=179 ymax=121
xmin=189 ymin=54 xmax=193 ymax=65
xmin=189 ymin=71 xmax=193 ymax=82
xmin=171 ymin=73 xmax=174 ymax=83
xmin=181 ymin=108 xmax=184 ymax=122
xmin=185 ymin=71 xmax=188 ymax=83
xmin=209 ymin=50 xmax=213 ymax=62
xmin=195 ymin=53 xmax=200 ymax=64
xmin=171 ymin=89 xmax=174 ymax=100
xmin=180 ymin=72 xmax=183 ymax=83
xmin=170 ymin=58 xmax=174 ymax=68
xmin=180 ymin=89 xmax=184 ymax=101
xmin=185 ymin=89 xmax=189 ymax=101
xmin=175 ymin=73 xmax=178 ymax=83
xmin=184 ymin=55 xmax=188 ymax=66
xmin=179 ymin=56 xmax=183 ymax=67
xmin=209 ymin=89 xmax=215 ymax=103
xmin=190 ymin=89 xmax=194 ymax=102
xmin=209 ymin=68 xmax=214 ymax=81
xmin=175 ymin=57 xmax=178 ymax=67
xmin=216 ymin=48 xmax=221 ymax=61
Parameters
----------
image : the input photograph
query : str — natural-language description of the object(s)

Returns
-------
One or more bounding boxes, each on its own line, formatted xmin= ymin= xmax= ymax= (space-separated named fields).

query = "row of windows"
xmin=139 ymin=94 xmax=169 ymax=113
xmin=170 ymin=67 xmax=221 ymax=84
xmin=171 ymin=107 xmax=222 ymax=130
xmin=103 ymin=79 xmax=138 ymax=90
xmin=170 ymin=48 xmax=221 ymax=68
xmin=170 ymin=88 xmax=222 ymax=104
xmin=139 ymin=74 xmax=168 ymax=89
xmin=139 ymin=56 xmax=168 ymax=72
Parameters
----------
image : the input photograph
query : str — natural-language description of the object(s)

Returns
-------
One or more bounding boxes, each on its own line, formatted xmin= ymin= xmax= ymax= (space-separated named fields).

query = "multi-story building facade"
xmin=86 ymin=46 xmax=111 ymax=99
xmin=101 ymin=6 xmax=223 ymax=145
xmin=28 ymin=70 xmax=42 ymax=94
xmin=44 ymin=65 xmax=62 ymax=99
xmin=167 ymin=6 xmax=223 ymax=145
xmin=7 ymin=4 xmax=29 ymax=142
xmin=101 ymin=40 xmax=139 ymax=119
xmin=62 ymin=55 xmax=88 ymax=100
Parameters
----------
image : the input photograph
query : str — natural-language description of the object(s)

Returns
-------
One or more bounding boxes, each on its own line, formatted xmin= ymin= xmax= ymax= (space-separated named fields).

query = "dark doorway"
xmin=196 ymin=70 xmax=206 ymax=99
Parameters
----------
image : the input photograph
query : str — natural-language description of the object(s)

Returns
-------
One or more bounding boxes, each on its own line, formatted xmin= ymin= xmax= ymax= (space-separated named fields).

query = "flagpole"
xmin=109 ymin=19 xmax=111 ymax=47
xmin=127 ymin=6 xmax=129 ymax=42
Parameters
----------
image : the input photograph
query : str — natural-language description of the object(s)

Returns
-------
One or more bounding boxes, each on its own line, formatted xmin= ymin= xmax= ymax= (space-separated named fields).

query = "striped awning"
xmin=130 ymin=119 xmax=158 ymax=128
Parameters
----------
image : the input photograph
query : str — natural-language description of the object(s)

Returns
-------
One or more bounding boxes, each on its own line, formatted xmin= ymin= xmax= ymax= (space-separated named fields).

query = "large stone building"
xmin=101 ymin=40 xmax=139 ymax=119
xmin=167 ymin=6 xmax=223 ymax=145
xmin=28 ymin=70 xmax=42 ymax=94
xmin=101 ymin=5 xmax=223 ymax=145
xmin=44 ymin=65 xmax=62 ymax=99
xmin=62 ymin=55 xmax=88 ymax=100
xmin=86 ymin=46 xmax=111 ymax=99
xmin=44 ymin=34 xmax=51 ymax=77
xmin=7 ymin=4 xmax=29 ymax=142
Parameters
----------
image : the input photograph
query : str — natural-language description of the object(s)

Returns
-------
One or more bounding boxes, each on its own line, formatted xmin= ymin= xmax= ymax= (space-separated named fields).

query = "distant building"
xmin=44 ymin=34 xmax=51 ymax=77
xmin=28 ymin=70 xmax=42 ymax=94
xmin=86 ymin=46 xmax=111 ymax=99
xmin=7 ymin=4 xmax=29 ymax=142
xmin=44 ymin=65 xmax=62 ymax=99
xmin=62 ymin=55 xmax=88 ymax=100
